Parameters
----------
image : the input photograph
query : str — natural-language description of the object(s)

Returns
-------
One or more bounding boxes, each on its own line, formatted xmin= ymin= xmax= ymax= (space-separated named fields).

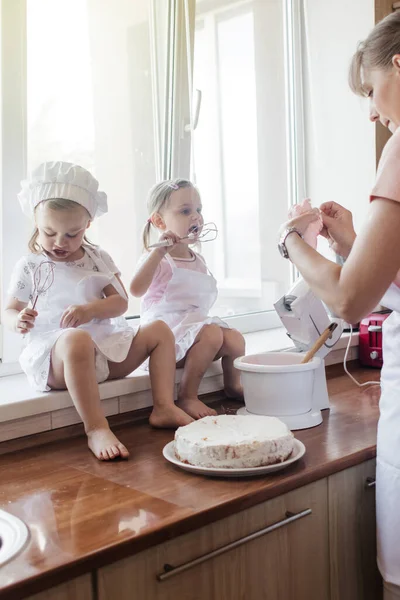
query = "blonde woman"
xmin=277 ymin=12 xmax=400 ymax=599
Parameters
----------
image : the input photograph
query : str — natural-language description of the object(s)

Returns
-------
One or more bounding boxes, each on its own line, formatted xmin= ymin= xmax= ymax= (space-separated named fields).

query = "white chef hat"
xmin=17 ymin=161 xmax=108 ymax=219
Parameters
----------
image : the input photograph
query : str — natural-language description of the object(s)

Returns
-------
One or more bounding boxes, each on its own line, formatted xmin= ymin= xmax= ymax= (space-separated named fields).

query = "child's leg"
xmin=177 ymin=324 xmax=224 ymax=419
xmin=48 ymin=329 xmax=129 ymax=461
xmin=215 ymin=328 xmax=245 ymax=398
xmin=107 ymin=321 xmax=193 ymax=428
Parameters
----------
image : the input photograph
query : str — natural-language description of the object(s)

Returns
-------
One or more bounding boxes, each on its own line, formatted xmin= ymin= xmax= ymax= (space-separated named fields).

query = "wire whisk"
xmin=149 ymin=222 xmax=218 ymax=249
xmin=31 ymin=260 xmax=55 ymax=309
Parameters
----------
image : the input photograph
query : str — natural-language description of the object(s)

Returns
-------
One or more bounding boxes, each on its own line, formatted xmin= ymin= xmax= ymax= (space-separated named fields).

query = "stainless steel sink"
xmin=0 ymin=509 xmax=29 ymax=566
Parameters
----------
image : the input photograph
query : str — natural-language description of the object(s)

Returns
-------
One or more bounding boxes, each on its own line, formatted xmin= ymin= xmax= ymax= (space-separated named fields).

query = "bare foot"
xmin=87 ymin=427 xmax=130 ymax=461
xmin=177 ymin=398 xmax=217 ymax=419
xmin=224 ymin=384 xmax=244 ymax=400
xmin=149 ymin=404 xmax=194 ymax=429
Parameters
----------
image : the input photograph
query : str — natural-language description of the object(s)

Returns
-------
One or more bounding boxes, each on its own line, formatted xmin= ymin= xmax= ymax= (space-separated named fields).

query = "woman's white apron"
xmin=375 ymin=283 xmax=400 ymax=584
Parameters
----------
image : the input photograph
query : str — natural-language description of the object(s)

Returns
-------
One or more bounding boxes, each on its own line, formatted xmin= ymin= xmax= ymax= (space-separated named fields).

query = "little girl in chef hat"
xmin=3 ymin=162 xmax=193 ymax=461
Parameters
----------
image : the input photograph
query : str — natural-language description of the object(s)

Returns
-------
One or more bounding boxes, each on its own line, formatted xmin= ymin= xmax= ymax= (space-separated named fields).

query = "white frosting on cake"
xmin=174 ymin=415 xmax=294 ymax=468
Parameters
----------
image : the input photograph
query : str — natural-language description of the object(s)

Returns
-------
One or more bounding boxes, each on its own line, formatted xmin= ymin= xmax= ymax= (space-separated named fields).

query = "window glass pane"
xmin=26 ymin=0 xmax=166 ymax=317
xmin=193 ymin=0 xmax=292 ymax=318
xmin=216 ymin=11 xmax=260 ymax=281
xmin=27 ymin=0 xmax=95 ymax=173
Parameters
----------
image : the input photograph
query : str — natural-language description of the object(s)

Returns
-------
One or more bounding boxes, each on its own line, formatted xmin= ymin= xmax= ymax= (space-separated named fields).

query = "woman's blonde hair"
xmin=28 ymin=198 xmax=94 ymax=253
xmin=142 ymin=178 xmax=197 ymax=250
xmin=349 ymin=10 xmax=400 ymax=96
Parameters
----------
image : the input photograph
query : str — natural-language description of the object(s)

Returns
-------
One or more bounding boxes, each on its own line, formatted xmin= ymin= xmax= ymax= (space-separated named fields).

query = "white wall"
xmin=303 ymin=0 xmax=375 ymax=234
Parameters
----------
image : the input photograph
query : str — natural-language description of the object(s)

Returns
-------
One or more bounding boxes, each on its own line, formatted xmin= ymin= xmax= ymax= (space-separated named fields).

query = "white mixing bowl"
xmin=234 ymin=352 xmax=321 ymax=417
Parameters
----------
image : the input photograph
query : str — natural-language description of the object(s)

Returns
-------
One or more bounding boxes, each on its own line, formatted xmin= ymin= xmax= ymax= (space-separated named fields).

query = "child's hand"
xmin=16 ymin=308 xmax=37 ymax=334
xmin=157 ymin=230 xmax=181 ymax=254
xmin=60 ymin=304 xmax=91 ymax=328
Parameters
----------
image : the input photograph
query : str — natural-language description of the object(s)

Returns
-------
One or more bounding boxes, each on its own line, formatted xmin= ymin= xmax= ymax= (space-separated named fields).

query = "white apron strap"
xmin=195 ymin=252 xmax=215 ymax=278
xmin=83 ymin=244 xmax=128 ymax=300
xmin=164 ymin=253 xmax=177 ymax=272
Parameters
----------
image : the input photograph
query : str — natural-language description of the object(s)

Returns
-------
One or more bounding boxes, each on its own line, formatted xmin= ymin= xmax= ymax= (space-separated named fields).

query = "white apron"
xmin=376 ymin=282 xmax=400 ymax=585
xmin=140 ymin=253 xmax=228 ymax=362
xmin=20 ymin=246 xmax=137 ymax=391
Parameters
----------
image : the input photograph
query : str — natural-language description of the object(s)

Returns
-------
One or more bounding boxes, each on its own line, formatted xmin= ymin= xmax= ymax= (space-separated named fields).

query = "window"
xmin=25 ymin=0 xmax=169 ymax=314
xmin=190 ymin=0 xmax=302 ymax=320
xmin=1 ymin=0 xmax=171 ymax=365
xmin=0 ymin=0 xmax=375 ymax=370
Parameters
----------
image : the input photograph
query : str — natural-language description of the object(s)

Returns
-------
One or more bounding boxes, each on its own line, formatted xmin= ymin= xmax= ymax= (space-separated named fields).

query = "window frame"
xmin=0 ymin=0 xmax=28 ymax=372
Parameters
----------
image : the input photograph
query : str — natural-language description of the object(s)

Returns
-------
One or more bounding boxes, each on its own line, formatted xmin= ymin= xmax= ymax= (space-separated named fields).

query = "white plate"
xmin=162 ymin=439 xmax=306 ymax=478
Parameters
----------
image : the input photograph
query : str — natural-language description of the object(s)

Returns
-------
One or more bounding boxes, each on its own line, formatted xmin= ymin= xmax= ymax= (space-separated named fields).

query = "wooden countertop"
xmin=0 ymin=363 xmax=381 ymax=599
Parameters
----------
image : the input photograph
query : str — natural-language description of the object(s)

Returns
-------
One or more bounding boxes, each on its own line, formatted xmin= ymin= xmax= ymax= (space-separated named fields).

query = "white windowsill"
xmin=0 ymin=328 xmax=358 ymax=442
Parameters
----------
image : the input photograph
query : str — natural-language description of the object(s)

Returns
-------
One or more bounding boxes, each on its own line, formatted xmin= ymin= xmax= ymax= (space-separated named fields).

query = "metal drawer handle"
xmin=157 ymin=508 xmax=312 ymax=582
xmin=368 ymin=325 xmax=382 ymax=332
xmin=365 ymin=477 xmax=376 ymax=488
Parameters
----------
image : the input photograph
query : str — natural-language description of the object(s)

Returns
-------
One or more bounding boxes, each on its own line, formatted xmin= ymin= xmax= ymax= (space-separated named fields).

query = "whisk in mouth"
xmin=188 ymin=224 xmax=200 ymax=235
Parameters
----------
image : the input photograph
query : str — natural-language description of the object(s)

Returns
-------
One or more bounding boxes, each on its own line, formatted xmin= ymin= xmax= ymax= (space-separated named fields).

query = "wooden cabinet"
xmin=94 ymin=459 xmax=381 ymax=600
xmin=328 ymin=459 xmax=382 ymax=600
xmin=26 ymin=574 xmax=93 ymax=600
xmin=98 ymin=480 xmax=329 ymax=600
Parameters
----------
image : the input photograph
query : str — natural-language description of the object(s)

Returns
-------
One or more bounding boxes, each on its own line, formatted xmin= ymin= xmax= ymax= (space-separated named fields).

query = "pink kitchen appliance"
xmin=359 ymin=310 xmax=391 ymax=368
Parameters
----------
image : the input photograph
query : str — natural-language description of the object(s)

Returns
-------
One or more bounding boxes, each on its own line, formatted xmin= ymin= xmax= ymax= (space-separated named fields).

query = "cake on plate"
xmin=174 ymin=414 xmax=294 ymax=469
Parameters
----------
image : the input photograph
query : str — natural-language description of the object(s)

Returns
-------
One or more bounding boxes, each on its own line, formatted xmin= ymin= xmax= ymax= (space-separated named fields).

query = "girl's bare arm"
xmin=130 ymin=248 xmax=166 ymax=297
xmin=3 ymin=297 xmax=36 ymax=334
xmin=130 ymin=230 xmax=181 ymax=297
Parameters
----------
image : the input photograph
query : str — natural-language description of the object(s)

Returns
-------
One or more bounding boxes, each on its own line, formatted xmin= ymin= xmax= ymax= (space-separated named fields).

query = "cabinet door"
xmin=26 ymin=574 xmax=93 ymax=600
xmin=98 ymin=479 xmax=329 ymax=600
xmin=329 ymin=459 xmax=382 ymax=600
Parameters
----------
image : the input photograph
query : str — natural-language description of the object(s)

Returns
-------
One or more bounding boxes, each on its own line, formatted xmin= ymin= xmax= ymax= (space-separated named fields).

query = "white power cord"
xmin=343 ymin=325 xmax=381 ymax=387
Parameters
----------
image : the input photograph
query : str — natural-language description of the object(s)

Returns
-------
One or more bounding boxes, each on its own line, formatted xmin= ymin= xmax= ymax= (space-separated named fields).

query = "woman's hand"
xmin=279 ymin=208 xmax=321 ymax=240
xmin=60 ymin=304 xmax=91 ymax=329
xmin=319 ymin=201 xmax=356 ymax=259
xmin=16 ymin=307 xmax=37 ymax=334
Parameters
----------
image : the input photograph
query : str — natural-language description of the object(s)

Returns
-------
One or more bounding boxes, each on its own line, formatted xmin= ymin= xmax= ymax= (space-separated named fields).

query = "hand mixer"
xmin=149 ymin=222 xmax=218 ymax=249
